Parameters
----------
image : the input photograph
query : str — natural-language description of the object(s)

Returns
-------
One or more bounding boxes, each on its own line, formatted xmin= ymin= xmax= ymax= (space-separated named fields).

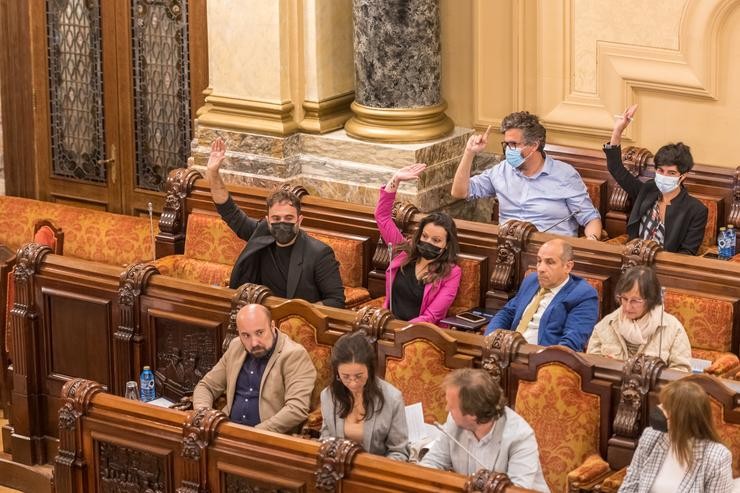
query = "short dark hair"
xmin=399 ymin=211 xmax=460 ymax=284
xmin=654 ymin=142 xmax=694 ymax=175
xmin=500 ymin=111 xmax=546 ymax=154
xmin=329 ymin=331 xmax=384 ymax=420
xmin=615 ymin=265 xmax=662 ymax=312
xmin=443 ymin=369 xmax=507 ymax=424
xmin=266 ymin=189 xmax=301 ymax=215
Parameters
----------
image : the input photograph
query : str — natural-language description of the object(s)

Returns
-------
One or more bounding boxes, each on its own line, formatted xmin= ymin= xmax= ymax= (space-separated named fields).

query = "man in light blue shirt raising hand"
xmin=451 ymin=111 xmax=602 ymax=239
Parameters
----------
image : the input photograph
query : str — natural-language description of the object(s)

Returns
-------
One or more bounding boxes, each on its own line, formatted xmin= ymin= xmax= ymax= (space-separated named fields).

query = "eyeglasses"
xmin=501 ymin=141 xmax=528 ymax=153
xmin=338 ymin=373 xmax=368 ymax=383
xmin=617 ymin=295 xmax=646 ymax=307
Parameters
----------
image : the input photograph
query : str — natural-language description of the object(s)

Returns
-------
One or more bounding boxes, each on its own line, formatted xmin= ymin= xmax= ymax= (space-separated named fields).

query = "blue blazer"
xmin=485 ymin=273 xmax=598 ymax=351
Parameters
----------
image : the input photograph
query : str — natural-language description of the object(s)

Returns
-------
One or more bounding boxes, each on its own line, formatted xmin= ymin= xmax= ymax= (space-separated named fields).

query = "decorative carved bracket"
xmin=371 ymin=201 xmax=420 ymax=272
xmin=464 ymin=469 xmax=512 ymax=493
xmin=55 ymin=379 xmax=106 ymax=491
xmin=159 ymin=168 xmax=202 ymax=235
xmin=223 ymin=283 xmax=273 ymax=351
xmin=481 ymin=330 xmax=524 ymax=385
xmin=352 ymin=306 xmax=395 ymax=343
xmin=620 ymin=239 xmax=662 ymax=272
xmin=115 ymin=263 xmax=159 ymax=395
xmin=613 ymin=355 xmax=666 ymax=438
xmin=279 ymin=183 xmax=310 ymax=199
xmin=489 ymin=220 xmax=535 ymax=292
xmin=314 ymin=438 xmax=361 ymax=492
xmin=608 ymin=146 xmax=652 ymax=213
xmin=178 ymin=408 xmax=227 ymax=493
xmin=729 ymin=166 xmax=740 ymax=227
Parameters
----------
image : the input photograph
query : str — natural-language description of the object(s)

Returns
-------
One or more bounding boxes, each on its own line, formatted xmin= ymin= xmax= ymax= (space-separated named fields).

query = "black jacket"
xmin=215 ymin=195 xmax=345 ymax=308
xmin=604 ymin=145 xmax=708 ymax=255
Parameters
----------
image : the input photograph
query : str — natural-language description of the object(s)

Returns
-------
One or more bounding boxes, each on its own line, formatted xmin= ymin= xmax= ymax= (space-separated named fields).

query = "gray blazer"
xmin=619 ymin=427 xmax=733 ymax=493
xmin=320 ymin=378 xmax=409 ymax=461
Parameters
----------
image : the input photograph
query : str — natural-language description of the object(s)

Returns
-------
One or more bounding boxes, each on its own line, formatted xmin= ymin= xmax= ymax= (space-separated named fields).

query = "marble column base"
xmin=191 ymin=122 xmax=495 ymax=221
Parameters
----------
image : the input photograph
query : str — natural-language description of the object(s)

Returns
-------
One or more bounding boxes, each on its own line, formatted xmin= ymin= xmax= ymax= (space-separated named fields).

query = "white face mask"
xmin=654 ymin=173 xmax=681 ymax=194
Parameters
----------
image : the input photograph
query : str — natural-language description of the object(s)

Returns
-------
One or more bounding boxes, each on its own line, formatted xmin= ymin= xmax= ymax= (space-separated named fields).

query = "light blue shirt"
xmin=468 ymin=155 xmax=600 ymax=236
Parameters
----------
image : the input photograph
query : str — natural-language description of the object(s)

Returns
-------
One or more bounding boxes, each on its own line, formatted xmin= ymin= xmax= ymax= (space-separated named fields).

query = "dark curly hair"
xmin=443 ymin=369 xmax=507 ymax=424
xmin=500 ymin=111 xmax=547 ymax=156
xmin=266 ymin=189 xmax=301 ymax=215
xmin=654 ymin=142 xmax=694 ymax=175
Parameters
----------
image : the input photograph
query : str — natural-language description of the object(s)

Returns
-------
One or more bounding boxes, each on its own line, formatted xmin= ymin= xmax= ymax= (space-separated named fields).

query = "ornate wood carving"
xmin=98 ymin=440 xmax=166 ymax=492
xmin=613 ymin=355 xmax=666 ymax=438
xmin=489 ymin=220 xmax=535 ymax=292
xmin=620 ymin=239 xmax=662 ymax=272
xmin=279 ymin=183 xmax=309 ymax=199
xmin=729 ymin=166 xmax=740 ymax=227
xmin=371 ymin=201 xmax=420 ymax=273
xmin=177 ymin=407 xmax=226 ymax=493
xmin=609 ymin=146 xmax=652 ymax=213
xmin=223 ymin=283 xmax=273 ymax=351
xmin=464 ymin=470 xmax=512 ymax=493
xmin=156 ymin=326 xmax=218 ymax=402
xmin=314 ymin=438 xmax=361 ymax=492
xmin=55 ymin=379 xmax=106 ymax=492
xmin=481 ymin=330 xmax=524 ymax=385
xmin=352 ymin=306 xmax=395 ymax=343
xmin=160 ymin=167 xmax=201 ymax=235
xmin=224 ymin=474 xmax=287 ymax=493
xmin=115 ymin=262 xmax=159 ymax=395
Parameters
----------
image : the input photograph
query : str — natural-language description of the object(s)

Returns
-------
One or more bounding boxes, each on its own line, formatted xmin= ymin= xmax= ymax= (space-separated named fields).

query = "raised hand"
xmin=614 ymin=104 xmax=638 ymax=133
xmin=393 ymin=163 xmax=427 ymax=183
xmin=207 ymin=138 xmax=227 ymax=174
xmin=465 ymin=125 xmax=492 ymax=154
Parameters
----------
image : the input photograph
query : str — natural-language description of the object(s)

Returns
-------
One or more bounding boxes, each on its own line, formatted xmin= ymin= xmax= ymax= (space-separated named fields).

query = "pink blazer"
xmin=374 ymin=187 xmax=462 ymax=325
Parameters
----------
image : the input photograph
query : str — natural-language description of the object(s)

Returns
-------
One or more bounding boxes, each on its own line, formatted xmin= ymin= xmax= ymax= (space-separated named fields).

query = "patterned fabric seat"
xmin=512 ymin=348 xmax=613 ymax=493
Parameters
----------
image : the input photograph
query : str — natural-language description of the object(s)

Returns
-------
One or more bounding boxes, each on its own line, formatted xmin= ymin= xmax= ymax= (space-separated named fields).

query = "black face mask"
xmin=649 ymin=407 xmax=668 ymax=433
xmin=417 ymin=241 xmax=443 ymax=260
xmin=270 ymin=222 xmax=298 ymax=245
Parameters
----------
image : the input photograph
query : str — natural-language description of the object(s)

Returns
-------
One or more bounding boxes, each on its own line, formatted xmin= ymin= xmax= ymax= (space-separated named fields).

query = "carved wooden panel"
xmin=224 ymin=474 xmax=298 ymax=493
xmin=96 ymin=441 xmax=167 ymax=492
xmin=153 ymin=316 xmax=220 ymax=402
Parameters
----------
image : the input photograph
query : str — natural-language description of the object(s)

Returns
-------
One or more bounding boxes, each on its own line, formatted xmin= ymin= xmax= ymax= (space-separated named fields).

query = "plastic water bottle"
xmin=728 ymin=224 xmax=736 ymax=258
xmin=718 ymin=227 xmax=729 ymax=260
xmin=139 ymin=366 xmax=156 ymax=402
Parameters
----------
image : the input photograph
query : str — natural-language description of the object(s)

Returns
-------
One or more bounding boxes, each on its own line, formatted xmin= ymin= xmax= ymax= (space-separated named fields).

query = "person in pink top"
xmin=374 ymin=164 xmax=462 ymax=325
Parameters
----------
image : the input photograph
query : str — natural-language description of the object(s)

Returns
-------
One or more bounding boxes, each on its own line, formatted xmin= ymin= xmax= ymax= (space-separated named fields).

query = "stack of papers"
xmin=690 ymin=358 xmax=712 ymax=374
xmin=405 ymin=402 xmax=441 ymax=442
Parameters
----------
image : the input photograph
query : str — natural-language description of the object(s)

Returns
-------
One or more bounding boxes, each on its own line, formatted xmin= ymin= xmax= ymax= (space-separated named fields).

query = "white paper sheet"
xmin=405 ymin=402 xmax=441 ymax=442
xmin=691 ymin=358 xmax=712 ymax=374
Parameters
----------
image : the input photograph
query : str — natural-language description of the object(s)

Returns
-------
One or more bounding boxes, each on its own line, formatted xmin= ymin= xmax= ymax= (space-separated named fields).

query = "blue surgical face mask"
xmin=505 ymin=146 xmax=532 ymax=169
xmin=654 ymin=173 xmax=681 ymax=194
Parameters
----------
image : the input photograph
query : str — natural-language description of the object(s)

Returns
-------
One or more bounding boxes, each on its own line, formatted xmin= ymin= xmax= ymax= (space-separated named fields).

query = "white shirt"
xmin=522 ymin=276 xmax=570 ymax=345
xmin=650 ymin=445 xmax=686 ymax=493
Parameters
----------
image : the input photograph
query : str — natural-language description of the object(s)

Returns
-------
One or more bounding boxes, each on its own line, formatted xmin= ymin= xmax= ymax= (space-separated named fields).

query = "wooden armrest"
xmin=567 ymin=454 xmax=612 ymax=490
xmin=300 ymin=407 xmax=323 ymax=439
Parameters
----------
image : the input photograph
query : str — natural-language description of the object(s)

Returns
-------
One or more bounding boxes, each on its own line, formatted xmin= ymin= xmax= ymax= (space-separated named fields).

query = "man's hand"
xmin=614 ymin=104 xmax=638 ymax=134
xmin=465 ymin=125 xmax=491 ymax=155
xmin=207 ymin=138 xmax=227 ymax=175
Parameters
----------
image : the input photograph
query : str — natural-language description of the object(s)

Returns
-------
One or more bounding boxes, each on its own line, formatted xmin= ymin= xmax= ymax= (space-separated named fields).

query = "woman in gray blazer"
xmin=620 ymin=379 xmax=733 ymax=492
xmin=320 ymin=331 xmax=409 ymax=461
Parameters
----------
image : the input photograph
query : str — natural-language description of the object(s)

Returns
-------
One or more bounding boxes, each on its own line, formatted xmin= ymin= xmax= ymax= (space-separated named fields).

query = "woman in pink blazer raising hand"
xmin=374 ymin=164 xmax=461 ymax=325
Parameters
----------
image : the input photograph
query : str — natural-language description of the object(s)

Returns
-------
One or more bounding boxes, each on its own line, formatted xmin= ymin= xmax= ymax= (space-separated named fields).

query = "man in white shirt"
xmin=420 ymin=369 xmax=549 ymax=492
xmin=484 ymin=239 xmax=598 ymax=351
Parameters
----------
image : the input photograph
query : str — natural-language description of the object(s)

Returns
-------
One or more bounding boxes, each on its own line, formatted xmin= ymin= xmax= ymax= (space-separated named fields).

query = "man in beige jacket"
xmin=193 ymin=304 xmax=316 ymax=433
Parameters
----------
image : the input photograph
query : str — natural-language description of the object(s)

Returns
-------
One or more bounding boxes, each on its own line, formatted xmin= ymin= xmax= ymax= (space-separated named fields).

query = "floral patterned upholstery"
xmin=278 ymin=315 xmax=333 ymax=409
xmin=183 ymin=212 xmax=245 ymax=264
xmin=153 ymin=255 xmax=232 ymax=287
xmin=343 ymin=286 xmax=372 ymax=308
xmin=514 ymin=362 xmax=601 ymax=493
xmin=696 ymin=196 xmax=717 ymax=247
xmin=0 ymin=195 xmax=152 ymax=266
xmin=709 ymin=398 xmax=740 ymax=477
xmin=663 ymin=289 xmax=733 ymax=354
xmin=449 ymin=257 xmax=482 ymax=315
xmin=383 ymin=340 xmax=451 ymax=424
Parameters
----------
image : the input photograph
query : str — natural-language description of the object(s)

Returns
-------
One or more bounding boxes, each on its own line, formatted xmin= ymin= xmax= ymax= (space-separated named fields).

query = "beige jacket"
xmin=587 ymin=307 xmax=692 ymax=372
xmin=193 ymin=331 xmax=317 ymax=433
